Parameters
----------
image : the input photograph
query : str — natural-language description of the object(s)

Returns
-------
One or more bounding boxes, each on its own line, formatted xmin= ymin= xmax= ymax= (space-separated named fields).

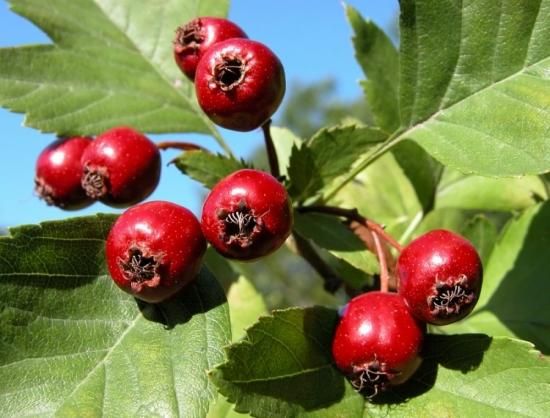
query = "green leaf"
xmin=392 ymin=141 xmax=443 ymax=214
xmin=436 ymin=168 xmax=547 ymax=211
xmin=287 ymin=125 xmax=387 ymax=201
xmin=174 ymin=151 xmax=248 ymax=189
xmin=398 ymin=0 xmax=550 ymax=175
xmin=370 ymin=335 xmax=550 ymax=417
xmin=210 ymin=307 xmax=364 ymax=418
xmin=227 ymin=276 xmax=267 ymax=342
xmin=0 ymin=0 xmax=228 ymax=139
xmin=332 ymin=152 xmax=422 ymax=243
xmin=460 ymin=215 xmax=498 ymax=266
xmin=293 ymin=213 xmax=379 ymax=279
xmin=0 ymin=215 xmax=230 ymax=417
xmin=443 ymin=202 xmax=550 ymax=353
xmin=270 ymin=126 xmax=302 ymax=178
xmin=346 ymin=5 xmax=400 ymax=133
xmin=212 ymin=307 xmax=550 ymax=417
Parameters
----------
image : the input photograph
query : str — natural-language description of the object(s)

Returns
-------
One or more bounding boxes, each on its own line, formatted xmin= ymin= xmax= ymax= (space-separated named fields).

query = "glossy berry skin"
xmin=106 ymin=201 xmax=206 ymax=303
xmin=201 ymin=169 xmax=292 ymax=260
xmin=35 ymin=136 xmax=94 ymax=210
xmin=173 ymin=17 xmax=247 ymax=80
xmin=195 ymin=38 xmax=285 ymax=131
xmin=80 ymin=126 xmax=161 ymax=207
xmin=332 ymin=292 xmax=424 ymax=396
xmin=397 ymin=229 xmax=483 ymax=325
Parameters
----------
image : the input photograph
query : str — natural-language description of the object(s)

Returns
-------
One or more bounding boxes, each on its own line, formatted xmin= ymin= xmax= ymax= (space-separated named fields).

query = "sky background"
xmin=0 ymin=0 xmax=398 ymax=228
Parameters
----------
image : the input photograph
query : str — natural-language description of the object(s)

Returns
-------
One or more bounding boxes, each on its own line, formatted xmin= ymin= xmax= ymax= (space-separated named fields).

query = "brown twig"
xmin=157 ymin=141 xmax=206 ymax=152
xmin=292 ymin=232 xmax=342 ymax=293
xmin=262 ymin=119 xmax=280 ymax=178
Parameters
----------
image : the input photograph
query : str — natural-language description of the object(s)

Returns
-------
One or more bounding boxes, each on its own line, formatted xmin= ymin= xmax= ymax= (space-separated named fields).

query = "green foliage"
xmin=174 ymin=151 xmax=248 ymax=189
xmin=287 ymin=125 xmax=387 ymax=201
xmin=0 ymin=0 xmax=230 ymax=151
xmin=0 ymin=216 xmax=230 ymax=416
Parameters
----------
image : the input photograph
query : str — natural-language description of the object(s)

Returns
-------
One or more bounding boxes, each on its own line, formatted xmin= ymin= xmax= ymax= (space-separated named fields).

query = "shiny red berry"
xmin=201 ymin=169 xmax=292 ymax=260
xmin=106 ymin=201 xmax=206 ymax=303
xmin=397 ymin=229 xmax=483 ymax=325
xmin=80 ymin=126 xmax=161 ymax=207
xmin=195 ymin=38 xmax=285 ymax=131
xmin=173 ymin=17 xmax=247 ymax=80
xmin=35 ymin=136 xmax=94 ymax=210
xmin=332 ymin=292 xmax=424 ymax=397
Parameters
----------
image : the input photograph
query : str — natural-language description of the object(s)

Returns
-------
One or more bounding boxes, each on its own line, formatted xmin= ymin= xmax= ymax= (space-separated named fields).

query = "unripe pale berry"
xmin=397 ymin=229 xmax=483 ymax=325
xmin=106 ymin=201 xmax=206 ymax=303
xmin=332 ymin=291 xmax=424 ymax=397
xmin=173 ymin=17 xmax=247 ymax=80
xmin=35 ymin=136 xmax=94 ymax=210
xmin=195 ymin=38 xmax=285 ymax=131
xmin=80 ymin=126 xmax=161 ymax=207
xmin=201 ymin=169 xmax=292 ymax=260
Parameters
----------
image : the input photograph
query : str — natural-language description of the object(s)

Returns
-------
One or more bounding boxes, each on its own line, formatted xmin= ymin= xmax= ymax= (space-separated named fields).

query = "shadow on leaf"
xmin=371 ymin=333 xmax=491 ymax=405
xmin=138 ymin=266 xmax=227 ymax=330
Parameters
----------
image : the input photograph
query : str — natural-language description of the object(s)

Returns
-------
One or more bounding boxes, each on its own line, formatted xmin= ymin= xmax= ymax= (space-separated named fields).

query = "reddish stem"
xmin=372 ymin=231 xmax=389 ymax=293
xmin=157 ymin=141 xmax=206 ymax=152
xmin=297 ymin=205 xmax=403 ymax=252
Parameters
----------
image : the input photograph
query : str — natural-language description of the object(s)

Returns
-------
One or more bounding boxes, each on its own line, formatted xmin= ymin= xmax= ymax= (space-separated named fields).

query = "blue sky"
xmin=0 ymin=1 xmax=397 ymax=228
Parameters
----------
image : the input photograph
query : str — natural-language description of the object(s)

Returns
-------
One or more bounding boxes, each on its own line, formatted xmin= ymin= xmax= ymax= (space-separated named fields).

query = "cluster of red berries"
xmin=35 ymin=126 xmax=161 ymax=210
xmin=332 ymin=230 xmax=483 ymax=397
xmin=105 ymin=169 xmax=292 ymax=303
xmin=34 ymin=16 xmax=291 ymax=305
xmin=173 ymin=17 xmax=285 ymax=131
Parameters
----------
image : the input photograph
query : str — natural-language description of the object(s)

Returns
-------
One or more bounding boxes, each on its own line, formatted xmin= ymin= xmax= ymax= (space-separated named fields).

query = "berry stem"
xmin=292 ymin=232 xmax=342 ymax=293
xmin=297 ymin=205 xmax=403 ymax=252
xmin=371 ymin=231 xmax=390 ymax=293
xmin=157 ymin=141 xmax=207 ymax=152
xmin=262 ymin=119 xmax=280 ymax=178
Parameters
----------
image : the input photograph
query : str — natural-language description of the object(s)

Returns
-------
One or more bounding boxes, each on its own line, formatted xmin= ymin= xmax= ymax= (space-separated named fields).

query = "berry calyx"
xmin=332 ymin=292 xmax=424 ymax=397
xmin=34 ymin=136 xmax=94 ymax=210
xmin=195 ymin=38 xmax=285 ymax=131
xmin=106 ymin=201 xmax=206 ymax=303
xmin=397 ymin=229 xmax=483 ymax=325
xmin=201 ymin=169 xmax=292 ymax=260
xmin=173 ymin=17 xmax=247 ymax=80
xmin=80 ymin=126 xmax=161 ymax=207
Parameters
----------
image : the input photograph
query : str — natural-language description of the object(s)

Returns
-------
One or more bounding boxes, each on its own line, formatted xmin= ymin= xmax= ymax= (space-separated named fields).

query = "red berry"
xmin=201 ymin=169 xmax=292 ymax=260
xmin=397 ymin=229 xmax=483 ymax=325
xmin=173 ymin=17 xmax=247 ymax=80
xmin=332 ymin=292 xmax=424 ymax=397
xmin=106 ymin=201 xmax=206 ymax=303
xmin=35 ymin=136 xmax=94 ymax=210
xmin=195 ymin=38 xmax=285 ymax=131
xmin=80 ymin=126 xmax=161 ymax=207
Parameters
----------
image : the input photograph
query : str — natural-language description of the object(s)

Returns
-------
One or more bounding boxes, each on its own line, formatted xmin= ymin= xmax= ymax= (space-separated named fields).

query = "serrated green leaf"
xmin=346 ymin=5 xmax=400 ymax=133
xmin=442 ymin=202 xmax=550 ymax=353
xmin=287 ymin=125 xmax=387 ymax=201
xmin=436 ymin=168 xmax=547 ymax=211
xmin=369 ymin=336 xmax=550 ymax=417
xmin=293 ymin=213 xmax=379 ymax=280
xmin=210 ymin=307 xmax=364 ymax=418
xmin=174 ymin=150 xmax=247 ymax=189
xmin=0 ymin=215 xmax=230 ymax=417
xmin=397 ymin=0 xmax=550 ymax=175
xmin=0 ymin=0 xmax=228 ymax=143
